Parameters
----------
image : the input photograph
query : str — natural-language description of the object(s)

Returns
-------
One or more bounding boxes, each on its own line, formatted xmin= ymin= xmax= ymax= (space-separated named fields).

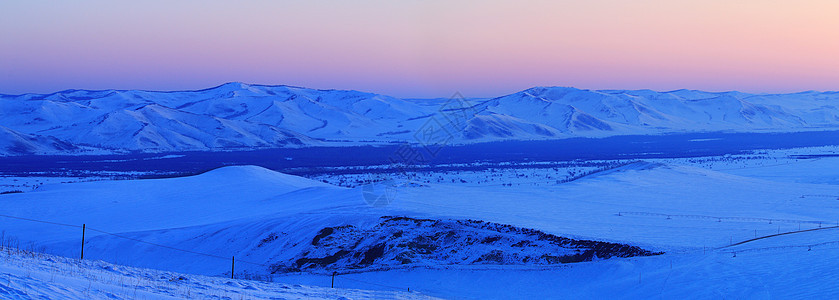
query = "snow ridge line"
xmin=0 ymin=213 xmax=269 ymax=267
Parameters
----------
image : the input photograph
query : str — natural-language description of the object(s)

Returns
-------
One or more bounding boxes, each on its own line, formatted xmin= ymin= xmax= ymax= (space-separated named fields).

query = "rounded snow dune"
xmin=0 ymin=165 xmax=352 ymax=243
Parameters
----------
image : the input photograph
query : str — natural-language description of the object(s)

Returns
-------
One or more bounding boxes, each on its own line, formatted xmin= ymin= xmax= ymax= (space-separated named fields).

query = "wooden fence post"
xmin=231 ymin=256 xmax=235 ymax=279
xmin=80 ymin=224 xmax=85 ymax=260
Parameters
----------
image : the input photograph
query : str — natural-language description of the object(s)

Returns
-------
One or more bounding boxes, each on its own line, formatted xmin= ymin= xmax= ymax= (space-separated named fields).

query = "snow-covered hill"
xmin=0 ymin=165 xmax=664 ymax=276
xmin=4 ymin=161 xmax=839 ymax=298
xmin=3 ymin=162 xmax=838 ymax=275
xmin=2 ymin=83 xmax=839 ymax=155
xmin=0 ymin=125 xmax=78 ymax=155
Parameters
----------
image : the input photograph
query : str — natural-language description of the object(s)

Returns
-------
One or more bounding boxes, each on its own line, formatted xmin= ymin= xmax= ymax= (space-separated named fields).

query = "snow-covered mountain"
xmin=0 ymin=125 xmax=78 ymax=155
xmin=2 ymin=83 xmax=838 ymax=155
xmin=470 ymin=87 xmax=839 ymax=139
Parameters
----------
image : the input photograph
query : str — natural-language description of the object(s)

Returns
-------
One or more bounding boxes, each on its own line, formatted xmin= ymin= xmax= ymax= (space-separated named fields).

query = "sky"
xmin=1 ymin=0 xmax=838 ymax=98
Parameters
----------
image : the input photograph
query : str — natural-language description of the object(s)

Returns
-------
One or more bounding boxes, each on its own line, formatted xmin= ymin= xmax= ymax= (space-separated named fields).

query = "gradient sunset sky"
xmin=1 ymin=0 xmax=837 ymax=97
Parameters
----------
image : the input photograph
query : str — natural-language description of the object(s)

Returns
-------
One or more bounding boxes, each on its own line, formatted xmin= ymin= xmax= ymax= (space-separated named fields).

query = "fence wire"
xmin=0 ymin=213 xmax=268 ymax=267
xmin=617 ymin=211 xmax=836 ymax=225
xmin=0 ymin=212 xmax=421 ymax=293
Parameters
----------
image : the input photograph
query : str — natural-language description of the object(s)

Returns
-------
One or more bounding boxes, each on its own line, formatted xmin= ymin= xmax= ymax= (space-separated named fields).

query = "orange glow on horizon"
xmin=1 ymin=0 xmax=837 ymax=97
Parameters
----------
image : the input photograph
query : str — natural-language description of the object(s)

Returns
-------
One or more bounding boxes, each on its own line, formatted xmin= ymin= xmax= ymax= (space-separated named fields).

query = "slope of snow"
xmin=382 ymin=162 xmax=839 ymax=250
xmin=0 ymin=165 xmax=383 ymax=275
xmin=0 ymin=248 xmax=434 ymax=299
xmin=0 ymin=166 xmax=344 ymax=243
xmin=2 ymin=162 xmax=838 ymax=276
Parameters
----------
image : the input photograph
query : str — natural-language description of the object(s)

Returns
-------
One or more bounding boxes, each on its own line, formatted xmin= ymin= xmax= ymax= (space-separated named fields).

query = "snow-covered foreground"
xmin=0 ymin=248 xmax=434 ymax=300
xmin=2 ymin=152 xmax=839 ymax=298
xmin=279 ymin=230 xmax=839 ymax=299
xmin=4 ymin=230 xmax=838 ymax=299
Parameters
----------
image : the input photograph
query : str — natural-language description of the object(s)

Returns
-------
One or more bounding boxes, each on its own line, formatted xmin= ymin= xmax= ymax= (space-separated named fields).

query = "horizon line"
xmin=1 ymin=82 xmax=837 ymax=99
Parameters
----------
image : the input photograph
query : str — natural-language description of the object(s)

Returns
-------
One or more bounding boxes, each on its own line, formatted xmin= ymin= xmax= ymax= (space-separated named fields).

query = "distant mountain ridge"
xmin=1 ymin=82 xmax=838 ymax=155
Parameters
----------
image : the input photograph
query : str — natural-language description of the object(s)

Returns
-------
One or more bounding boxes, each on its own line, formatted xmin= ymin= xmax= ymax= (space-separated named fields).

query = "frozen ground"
xmin=2 ymin=146 xmax=839 ymax=298
xmin=310 ymin=146 xmax=839 ymax=189
xmin=0 ymin=176 xmax=109 ymax=194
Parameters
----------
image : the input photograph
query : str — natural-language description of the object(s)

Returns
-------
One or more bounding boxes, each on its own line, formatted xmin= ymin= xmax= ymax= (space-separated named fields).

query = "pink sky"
xmin=1 ymin=0 xmax=837 ymax=97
